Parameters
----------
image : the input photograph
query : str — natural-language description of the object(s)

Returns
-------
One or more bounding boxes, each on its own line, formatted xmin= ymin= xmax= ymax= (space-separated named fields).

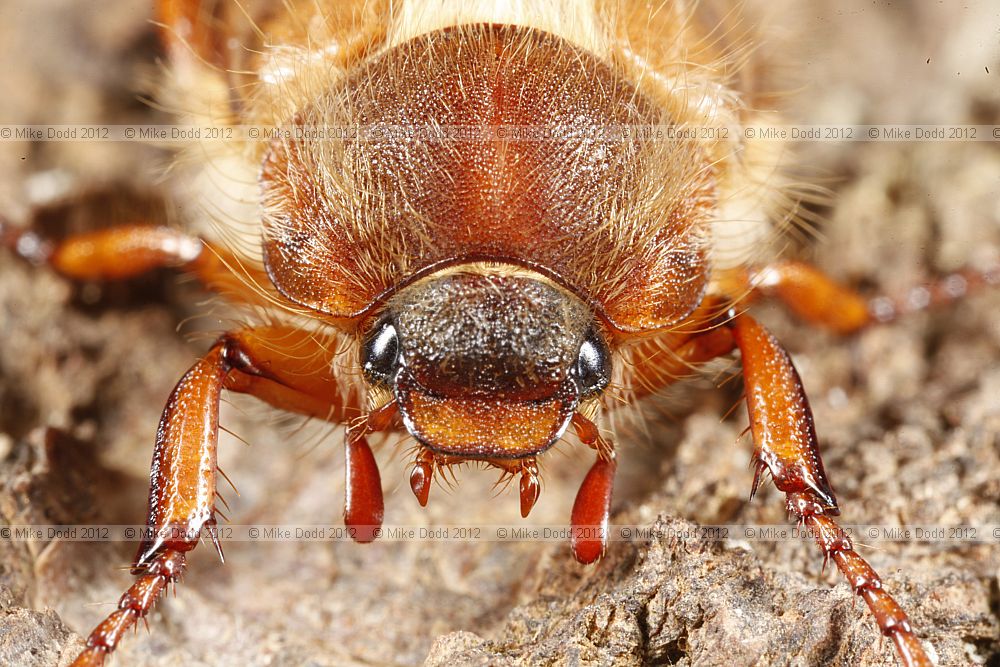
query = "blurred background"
xmin=0 ymin=1 xmax=998 ymax=665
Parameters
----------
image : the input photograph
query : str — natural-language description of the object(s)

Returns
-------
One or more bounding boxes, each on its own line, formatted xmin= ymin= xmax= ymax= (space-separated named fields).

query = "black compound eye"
xmin=361 ymin=318 xmax=400 ymax=385
xmin=575 ymin=329 xmax=611 ymax=396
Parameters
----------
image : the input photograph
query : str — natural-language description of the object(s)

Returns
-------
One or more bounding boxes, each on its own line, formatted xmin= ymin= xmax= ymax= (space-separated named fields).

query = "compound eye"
xmin=575 ymin=329 xmax=611 ymax=397
xmin=361 ymin=318 xmax=400 ymax=385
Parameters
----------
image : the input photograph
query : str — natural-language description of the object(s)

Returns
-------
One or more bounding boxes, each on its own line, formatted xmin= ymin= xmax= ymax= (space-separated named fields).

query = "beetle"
xmin=4 ymin=1 xmax=995 ymax=665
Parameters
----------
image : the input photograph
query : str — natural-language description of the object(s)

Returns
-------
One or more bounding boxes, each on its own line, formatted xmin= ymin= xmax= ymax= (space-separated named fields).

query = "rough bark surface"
xmin=0 ymin=2 xmax=998 ymax=666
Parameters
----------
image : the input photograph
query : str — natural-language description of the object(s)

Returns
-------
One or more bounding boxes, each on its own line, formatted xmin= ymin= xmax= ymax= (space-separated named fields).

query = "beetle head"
xmin=360 ymin=265 xmax=611 ymax=460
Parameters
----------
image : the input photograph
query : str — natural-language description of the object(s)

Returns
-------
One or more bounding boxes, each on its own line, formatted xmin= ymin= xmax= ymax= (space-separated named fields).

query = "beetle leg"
xmin=70 ymin=327 xmax=368 ymax=666
xmin=626 ymin=325 xmax=736 ymax=401
xmin=409 ymin=448 xmax=435 ymax=507
xmin=729 ymin=313 xmax=932 ymax=667
xmin=155 ymin=0 xmax=231 ymax=68
xmin=344 ymin=402 xmax=397 ymax=543
xmin=219 ymin=326 xmax=360 ymax=422
xmin=1 ymin=219 xmax=277 ymax=306
xmin=70 ymin=549 xmax=188 ymax=667
xmin=719 ymin=259 xmax=1000 ymax=334
xmin=716 ymin=261 xmax=873 ymax=334
xmin=570 ymin=454 xmax=617 ymax=565
xmin=71 ymin=342 xmax=227 ymax=667
xmin=569 ymin=413 xmax=616 ymax=564
xmin=518 ymin=458 xmax=541 ymax=518
xmin=225 ymin=327 xmax=391 ymax=544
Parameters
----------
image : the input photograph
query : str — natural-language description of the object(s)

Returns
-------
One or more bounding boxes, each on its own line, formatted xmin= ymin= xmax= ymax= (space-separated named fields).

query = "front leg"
xmin=71 ymin=327 xmax=383 ymax=666
xmin=71 ymin=342 xmax=227 ymax=667
xmin=729 ymin=313 xmax=931 ymax=667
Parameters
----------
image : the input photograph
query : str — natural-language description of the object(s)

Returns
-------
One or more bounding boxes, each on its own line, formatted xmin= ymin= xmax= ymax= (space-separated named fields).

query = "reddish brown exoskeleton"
xmin=5 ymin=1 xmax=995 ymax=665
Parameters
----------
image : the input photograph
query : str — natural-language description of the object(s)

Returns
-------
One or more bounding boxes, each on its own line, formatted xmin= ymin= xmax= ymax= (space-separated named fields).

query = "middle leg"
xmin=717 ymin=259 xmax=999 ymax=334
xmin=1 ymin=218 xmax=276 ymax=306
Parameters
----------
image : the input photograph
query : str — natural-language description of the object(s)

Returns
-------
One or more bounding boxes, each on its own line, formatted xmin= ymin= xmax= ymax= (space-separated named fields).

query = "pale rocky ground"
xmin=0 ymin=1 xmax=998 ymax=666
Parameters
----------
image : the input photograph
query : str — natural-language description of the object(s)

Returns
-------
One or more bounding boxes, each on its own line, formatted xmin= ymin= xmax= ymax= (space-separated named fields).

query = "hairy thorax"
xmin=261 ymin=23 xmax=714 ymax=334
